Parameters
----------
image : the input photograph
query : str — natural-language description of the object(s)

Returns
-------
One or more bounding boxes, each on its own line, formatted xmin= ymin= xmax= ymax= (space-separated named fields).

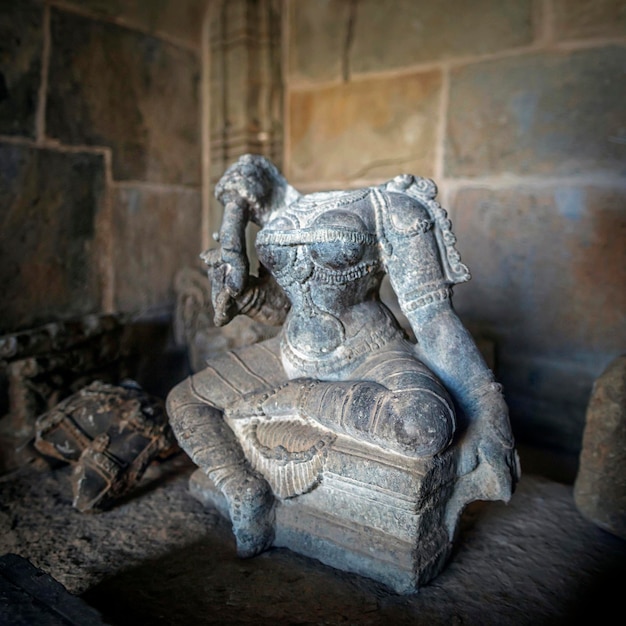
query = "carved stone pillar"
xmin=207 ymin=0 xmax=284 ymax=224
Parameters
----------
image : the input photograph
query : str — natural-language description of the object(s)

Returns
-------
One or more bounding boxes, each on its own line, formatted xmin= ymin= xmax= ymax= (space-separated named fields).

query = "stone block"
xmin=0 ymin=554 xmax=107 ymax=626
xmin=574 ymin=355 xmax=626 ymax=540
xmin=554 ymin=0 xmax=626 ymax=40
xmin=0 ymin=143 xmax=104 ymax=334
xmin=60 ymin=0 xmax=207 ymax=46
xmin=351 ymin=0 xmax=533 ymax=74
xmin=496 ymin=353 xmax=596 ymax=452
xmin=0 ymin=0 xmax=43 ymax=137
xmin=446 ymin=47 xmax=626 ymax=177
xmin=112 ymin=186 xmax=202 ymax=313
xmin=189 ymin=440 xmax=457 ymax=595
xmin=47 ymin=9 xmax=200 ymax=185
xmin=287 ymin=0 xmax=352 ymax=83
xmin=451 ymin=184 xmax=626 ymax=448
xmin=451 ymin=184 xmax=626 ymax=356
xmin=289 ymin=71 xmax=441 ymax=184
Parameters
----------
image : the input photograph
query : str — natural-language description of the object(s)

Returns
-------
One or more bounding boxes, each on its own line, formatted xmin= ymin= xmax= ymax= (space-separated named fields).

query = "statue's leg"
xmin=166 ymin=377 xmax=274 ymax=557
xmin=293 ymin=347 xmax=455 ymax=458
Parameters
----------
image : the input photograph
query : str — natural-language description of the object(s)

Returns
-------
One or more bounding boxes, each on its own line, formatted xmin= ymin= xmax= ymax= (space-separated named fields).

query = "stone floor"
xmin=0 ymin=448 xmax=624 ymax=626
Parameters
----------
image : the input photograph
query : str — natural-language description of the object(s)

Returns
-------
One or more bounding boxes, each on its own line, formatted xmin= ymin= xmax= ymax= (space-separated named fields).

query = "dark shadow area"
xmin=82 ymin=539 xmax=396 ymax=626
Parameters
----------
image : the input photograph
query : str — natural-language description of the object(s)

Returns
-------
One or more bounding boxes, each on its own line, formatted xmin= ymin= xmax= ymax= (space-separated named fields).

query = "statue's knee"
xmin=165 ymin=378 xmax=194 ymax=422
xmin=382 ymin=391 xmax=455 ymax=457
xmin=165 ymin=377 xmax=223 ymax=437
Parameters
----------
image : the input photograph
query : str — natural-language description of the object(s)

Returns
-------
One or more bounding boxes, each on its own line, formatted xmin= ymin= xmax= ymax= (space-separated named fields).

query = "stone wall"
xmin=284 ymin=0 xmax=626 ymax=451
xmin=0 ymin=0 xmax=206 ymax=333
xmin=2 ymin=0 xmax=625 ymax=454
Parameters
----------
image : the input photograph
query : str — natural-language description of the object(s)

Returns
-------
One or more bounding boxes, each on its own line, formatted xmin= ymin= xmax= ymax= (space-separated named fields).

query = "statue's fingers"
xmin=225 ymin=267 xmax=246 ymax=297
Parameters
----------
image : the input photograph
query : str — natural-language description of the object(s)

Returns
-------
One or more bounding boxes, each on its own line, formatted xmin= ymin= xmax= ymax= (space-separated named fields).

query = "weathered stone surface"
xmin=1 ymin=463 xmax=624 ymax=625
xmin=47 ymin=9 xmax=201 ymax=184
xmin=350 ymin=0 xmax=534 ymax=74
xmin=0 ymin=144 xmax=104 ymax=334
xmin=289 ymin=71 xmax=441 ymax=184
xmin=452 ymin=184 xmax=626 ymax=361
xmin=574 ymin=355 xmax=626 ymax=539
xmin=111 ymin=186 xmax=202 ymax=313
xmin=0 ymin=0 xmax=42 ymax=137
xmin=451 ymin=184 xmax=626 ymax=450
xmin=173 ymin=266 xmax=282 ymax=373
xmin=287 ymin=0 xmax=352 ymax=83
xmin=446 ymin=47 xmax=626 ymax=177
xmin=495 ymin=353 xmax=596 ymax=452
xmin=167 ymin=155 xmax=518 ymax=592
xmin=0 ymin=554 xmax=107 ymax=626
xmin=208 ymin=0 xmax=284 ymax=214
xmin=61 ymin=0 xmax=207 ymax=46
xmin=0 ymin=314 xmax=126 ymax=439
xmin=554 ymin=0 xmax=626 ymax=40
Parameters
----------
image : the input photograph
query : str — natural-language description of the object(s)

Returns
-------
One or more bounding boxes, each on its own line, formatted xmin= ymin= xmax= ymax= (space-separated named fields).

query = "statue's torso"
xmin=256 ymin=188 xmax=403 ymax=379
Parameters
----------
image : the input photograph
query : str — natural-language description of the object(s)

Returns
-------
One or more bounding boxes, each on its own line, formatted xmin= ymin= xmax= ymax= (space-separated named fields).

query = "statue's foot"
xmin=221 ymin=470 xmax=275 ymax=558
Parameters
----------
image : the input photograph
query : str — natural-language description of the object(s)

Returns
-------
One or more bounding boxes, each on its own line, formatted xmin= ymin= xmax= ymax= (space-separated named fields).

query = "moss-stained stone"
xmin=60 ymin=0 xmax=207 ymax=46
xmin=451 ymin=185 xmax=626 ymax=447
xmin=288 ymin=0 xmax=352 ymax=83
xmin=47 ymin=9 xmax=200 ymax=185
xmin=446 ymin=46 xmax=626 ymax=177
xmin=350 ymin=0 xmax=533 ymax=74
xmin=0 ymin=143 xmax=104 ymax=333
xmin=289 ymin=71 xmax=441 ymax=184
xmin=112 ymin=186 xmax=202 ymax=313
xmin=553 ymin=0 xmax=626 ymax=40
xmin=0 ymin=0 xmax=43 ymax=137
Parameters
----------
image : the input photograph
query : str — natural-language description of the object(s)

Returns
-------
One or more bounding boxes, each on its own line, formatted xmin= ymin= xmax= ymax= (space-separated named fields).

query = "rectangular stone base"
xmin=189 ymin=439 xmax=456 ymax=594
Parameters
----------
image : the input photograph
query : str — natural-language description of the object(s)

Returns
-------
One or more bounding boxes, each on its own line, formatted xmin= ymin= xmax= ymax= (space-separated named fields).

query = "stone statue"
xmin=166 ymin=154 xmax=520 ymax=592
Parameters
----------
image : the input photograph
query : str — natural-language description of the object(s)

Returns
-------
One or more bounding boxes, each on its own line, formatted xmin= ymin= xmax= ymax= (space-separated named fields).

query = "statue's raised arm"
xmin=203 ymin=155 xmax=299 ymax=326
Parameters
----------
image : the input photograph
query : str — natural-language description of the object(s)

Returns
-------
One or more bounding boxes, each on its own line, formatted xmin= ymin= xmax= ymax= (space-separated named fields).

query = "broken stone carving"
xmin=35 ymin=380 xmax=176 ymax=512
xmin=166 ymin=154 xmax=520 ymax=593
xmin=0 ymin=314 xmax=134 ymax=472
xmin=173 ymin=266 xmax=281 ymax=373
xmin=574 ymin=354 xmax=626 ymax=540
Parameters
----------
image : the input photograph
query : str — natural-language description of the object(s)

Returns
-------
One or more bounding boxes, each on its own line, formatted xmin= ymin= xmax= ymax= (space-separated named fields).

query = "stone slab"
xmin=111 ymin=185 xmax=202 ymax=313
xmin=451 ymin=184 xmax=626 ymax=357
xmin=0 ymin=143 xmax=104 ymax=334
xmin=446 ymin=46 xmax=626 ymax=177
xmin=553 ymin=0 xmax=626 ymax=40
xmin=451 ymin=184 xmax=626 ymax=450
xmin=59 ymin=0 xmax=207 ymax=46
xmin=47 ymin=9 xmax=200 ymax=185
xmin=288 ymin=71 xmax=441 ymax=184
xmin=350 ymin=0 xmax=534 ymax=74
xmin=0 ymin=0 xmax=42 ymax=138
xmin=0 ymin=553 xmax=108 ymax=626
xmin=287 ymin=0 xmax=352 ymax=83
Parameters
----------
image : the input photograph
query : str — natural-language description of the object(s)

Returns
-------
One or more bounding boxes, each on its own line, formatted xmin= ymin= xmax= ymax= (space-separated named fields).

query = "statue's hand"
xmin=202 ymin=247 xmax=250 ymax=326
xmin=456 ymin=396 xmax=520 ymax=503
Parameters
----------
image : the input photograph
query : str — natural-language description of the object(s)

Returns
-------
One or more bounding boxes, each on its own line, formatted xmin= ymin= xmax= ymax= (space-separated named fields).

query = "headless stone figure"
xmin=166 ymin=154 xmax=520 ymax=558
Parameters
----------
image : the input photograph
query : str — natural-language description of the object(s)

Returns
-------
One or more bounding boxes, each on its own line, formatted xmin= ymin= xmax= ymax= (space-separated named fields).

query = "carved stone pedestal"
xmin=190 ymin=441 xmax=456 ymax=594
